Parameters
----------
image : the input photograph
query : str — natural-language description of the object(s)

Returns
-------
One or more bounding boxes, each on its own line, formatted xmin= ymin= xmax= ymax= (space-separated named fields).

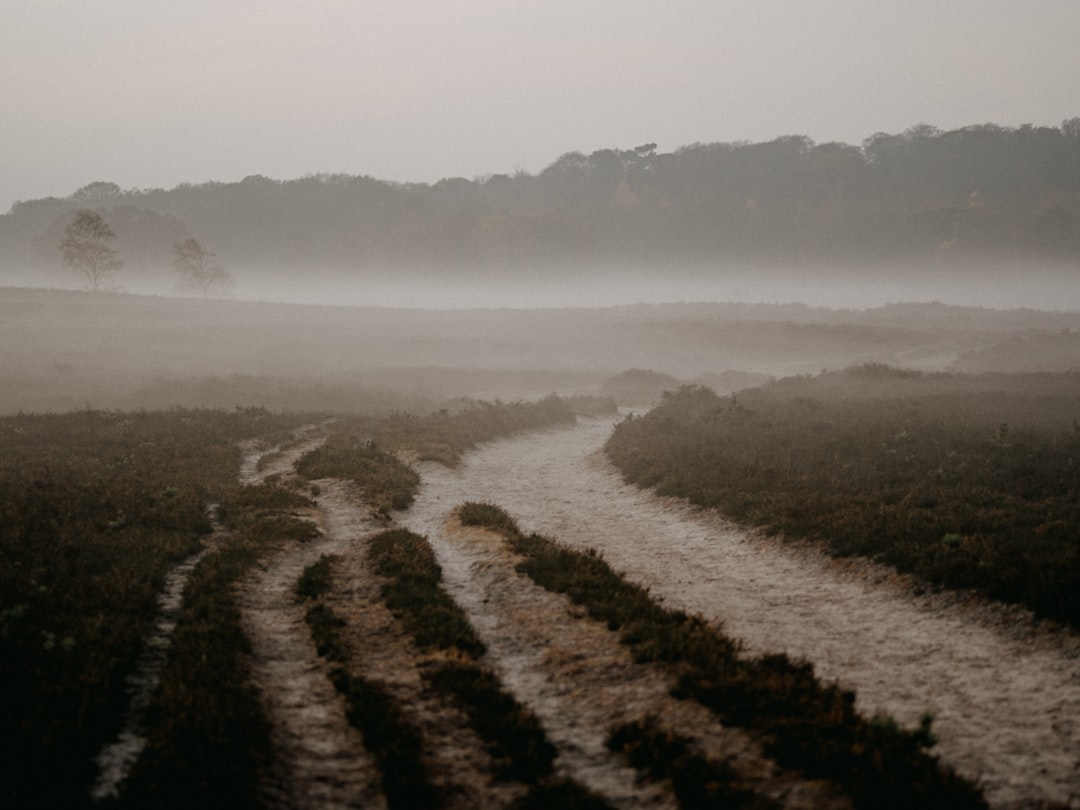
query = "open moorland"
xmin=3 ymin=399 xmax=996 ymax=809
xmin=2 ymin=287 xmax=1079 ymax=808
xmin=2 ymin=286 xmax=1080 ymax=415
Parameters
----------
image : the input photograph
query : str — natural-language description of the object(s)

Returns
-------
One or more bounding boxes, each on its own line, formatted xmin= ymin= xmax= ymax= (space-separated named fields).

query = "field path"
xmin=401 ymin=510 xmax=851 ymax=809
xmin=90 ymin=509 xmax=224 ymax=802
xmin=238 ymin=427 xmax=386 ymax=810
xmin=404 ymin=416 xmax=1080 ymax=810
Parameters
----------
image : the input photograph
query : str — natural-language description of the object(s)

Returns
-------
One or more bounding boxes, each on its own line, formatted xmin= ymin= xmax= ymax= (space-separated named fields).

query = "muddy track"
xmin=246 ymin=427 xmax=847 ymax=807
xmin=238 ymin=428 xmax=386 ymax=809
xmin=317 ymin=480 xmax=529 ymax=810
xmin=404 ymin=416 xmax=1080 ymax=810
xmin=427 ymin=516 xmax=852 ymax=809
xmin=90 ymin=508 xmax=225 ymax=802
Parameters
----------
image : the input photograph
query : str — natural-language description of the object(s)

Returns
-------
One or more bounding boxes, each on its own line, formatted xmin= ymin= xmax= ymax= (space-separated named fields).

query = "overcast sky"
xmin=3 ymin=0 xmax=1079 ymax=213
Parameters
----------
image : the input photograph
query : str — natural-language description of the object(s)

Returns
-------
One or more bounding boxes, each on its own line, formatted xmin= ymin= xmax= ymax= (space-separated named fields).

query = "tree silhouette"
xmin=172 ymin=237 xmax=233 ymax=298
xmin=59 ymin=209 xmax=122 ymax=290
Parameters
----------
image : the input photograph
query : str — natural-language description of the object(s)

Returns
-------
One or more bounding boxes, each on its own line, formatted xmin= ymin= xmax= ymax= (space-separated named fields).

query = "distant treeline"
xmin=3 ymin=119 xmax=1080 ymax=278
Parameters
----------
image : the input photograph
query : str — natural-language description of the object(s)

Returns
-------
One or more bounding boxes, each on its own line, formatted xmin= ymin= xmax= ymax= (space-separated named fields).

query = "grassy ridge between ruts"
xmin=300 ymin=529 xmax=613 ymax=810
xmin=0 ymin=408 xmax=306 ymax=808
xmin=605 ymin=367 xmax=1080 ymax=629
xmin=457 ymin=501 xmax=986 ymax=810
xmin=115 ymin=482 xmax=318 ymax=809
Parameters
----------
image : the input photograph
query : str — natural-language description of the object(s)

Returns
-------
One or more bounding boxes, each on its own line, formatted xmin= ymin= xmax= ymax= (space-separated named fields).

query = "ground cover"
xmin=457 ymin=501 xmax=986 ymax=810
xmin=0 ymin=408 xmax=304 ymax=807
xmin=115 ymin=485 xmax=318 ymax=808
xmin=605 ymin=367 xmax=1080 ymax=628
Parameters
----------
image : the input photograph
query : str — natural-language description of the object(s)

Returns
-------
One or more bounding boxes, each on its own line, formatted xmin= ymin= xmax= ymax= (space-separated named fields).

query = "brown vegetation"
xmin=605 ymin=366 xmax=1080 ymax=627
xmin=457 ymin=501 xmax=985 ymax=809
xmin=0 ymin=408 xmax=305 ymax=807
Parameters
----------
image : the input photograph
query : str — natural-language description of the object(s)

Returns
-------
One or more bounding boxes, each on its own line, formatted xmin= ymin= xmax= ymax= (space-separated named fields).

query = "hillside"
xmin=2 ymin=121 xmax=1079 ymax=298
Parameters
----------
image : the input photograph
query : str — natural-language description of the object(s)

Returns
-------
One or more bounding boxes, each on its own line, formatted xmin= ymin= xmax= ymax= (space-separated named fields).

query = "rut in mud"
xmin=241 ymin=423 xmax=851 ymax=808
xmin=403 ymin=416 xmax=1080 ymax=810
xmin=416 ymin=515 xmax=852 ymax=809
xmin=317 ymin=480 xmax=530 ymax=810
xmin=237 ymin=427 xmax=386 ymax=809
xmin=90 ymin=509 xmax=224 ymax=802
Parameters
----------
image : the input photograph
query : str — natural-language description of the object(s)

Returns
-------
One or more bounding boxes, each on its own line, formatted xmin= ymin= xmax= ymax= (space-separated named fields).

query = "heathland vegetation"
xmin=0 ymin=395 xmax=610 ymax=806
xmin=116 ymin=481 xmax=320 ymax=809
xmin=0 ymin=408 xmax=307 ymax=807
xmin=456 ymin=502 xmax=984 ymax=809
xmin=4 ymin=378 xmax=1071 ymax=806
xmin=605 ymin=366 xmax=1080 ymax=628
xmin=313 ymin=527 xmax=611 ymax=808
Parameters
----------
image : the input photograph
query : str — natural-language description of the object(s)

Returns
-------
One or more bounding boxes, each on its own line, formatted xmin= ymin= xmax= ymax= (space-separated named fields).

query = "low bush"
xmin=511 ymin=779 xmax=615 ymax=810
xmin=301 ymin=595 xmax=442 ymax=810
xmin=426 ymin=661 xmax=557 ymax=782
xmin=607 ymin=718 xmax=764 ymax=809
xmin=367 ymin=529 xmax=486 ymax=657
xmin=304 ymin=603 xmax=349 ymax=662
xmin=372 ymin=395 xmax=580 ymax=468
xmin=296 ymin=554 xmax=335 ymax=600
xmin=116 ymin=533 xmax=273 ymax=810
xmin=296 ymin=437 xmax=419 ymax=515
xmin=457 ymin=500 xmax=525 ymax=537
xmin=363 ymin=527 xmax=595 ymax=798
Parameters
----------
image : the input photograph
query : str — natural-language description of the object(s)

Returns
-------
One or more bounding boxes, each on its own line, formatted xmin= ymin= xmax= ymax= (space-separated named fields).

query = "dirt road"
xmin=403 ymin=416 xmax=1080 ymax=809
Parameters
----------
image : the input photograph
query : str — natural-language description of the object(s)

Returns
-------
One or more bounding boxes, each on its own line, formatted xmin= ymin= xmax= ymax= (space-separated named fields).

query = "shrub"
xmin=367 ymin=529 xmax=486 ymax=657
xmin=426 ymin=661 xmax=557 ymax=782
xmin=0 ymin=407 xmax=305 ymax=807
xmin=296 ymin=554 xmax=334 ymax=600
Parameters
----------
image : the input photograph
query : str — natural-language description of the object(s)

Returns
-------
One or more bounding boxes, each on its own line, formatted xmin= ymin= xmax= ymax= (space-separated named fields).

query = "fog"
xmin=7 ymin=6 xmax=1080 ymax=808
xmin=213 ymin=261 xmax=1080 ymax=313
xmin=16 ymin=255 xmax=1079 ymax=313
xmin=3 ymin=279 xmax=1078 ymax=416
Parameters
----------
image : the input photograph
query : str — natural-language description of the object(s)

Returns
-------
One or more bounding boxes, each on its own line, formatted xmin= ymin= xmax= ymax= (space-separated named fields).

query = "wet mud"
xmin=404 ymin=416 xmax=1080 ymax=810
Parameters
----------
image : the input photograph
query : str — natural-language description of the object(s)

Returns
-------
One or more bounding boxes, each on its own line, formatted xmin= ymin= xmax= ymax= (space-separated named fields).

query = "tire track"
xmin=401 ymin=511 xmax=851 ymax=809
xmin=317 ymin=479 xmax=530 ymax=810
xmin=89 ymin=508 xmax=224 ymax=802
xmin=237 ymin=428 xmax=386 ymax=810
xmin=404 ymin=416 xmax=1080 ymax=809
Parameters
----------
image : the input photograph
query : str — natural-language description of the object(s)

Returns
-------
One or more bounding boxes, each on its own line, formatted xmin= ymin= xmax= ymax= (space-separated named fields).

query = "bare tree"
xmin=59 ymin=209 xmax=123 ymax=291
xmin=172 ymin=237 xmax=234 ymax=298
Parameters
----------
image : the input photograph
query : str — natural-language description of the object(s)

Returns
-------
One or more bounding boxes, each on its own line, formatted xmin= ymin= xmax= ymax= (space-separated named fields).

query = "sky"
xmin=3 ymin=0 xmax=1079 ymax=214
